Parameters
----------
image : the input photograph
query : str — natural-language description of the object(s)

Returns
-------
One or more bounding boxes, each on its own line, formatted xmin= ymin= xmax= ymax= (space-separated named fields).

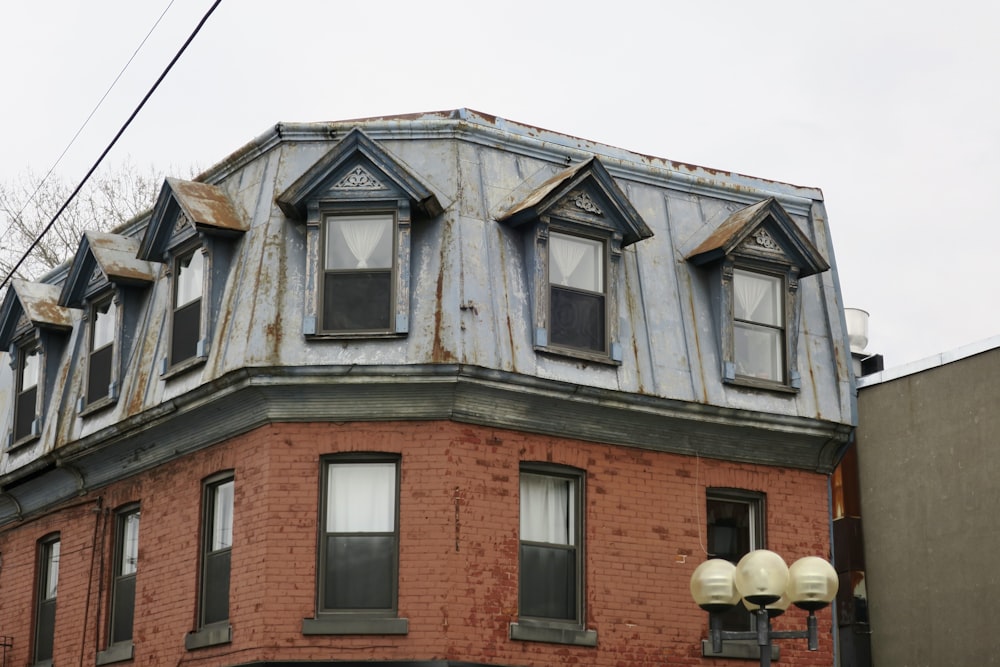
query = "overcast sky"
xmin=1 ymin=0 xmax=997 ymax=369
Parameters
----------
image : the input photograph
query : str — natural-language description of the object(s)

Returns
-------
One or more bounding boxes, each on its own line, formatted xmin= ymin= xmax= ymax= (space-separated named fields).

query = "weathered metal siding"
xmin=0 ymin=110 xmax=854 ymax=481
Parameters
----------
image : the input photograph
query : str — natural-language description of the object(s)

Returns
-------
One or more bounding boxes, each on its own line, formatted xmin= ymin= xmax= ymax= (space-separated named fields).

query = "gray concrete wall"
xmin=857 ymin=345 xmax=1000 ymax=665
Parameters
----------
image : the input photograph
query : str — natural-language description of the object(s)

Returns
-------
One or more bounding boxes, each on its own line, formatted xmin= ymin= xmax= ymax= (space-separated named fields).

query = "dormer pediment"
xmin=0 ymin=280 xmax=78 ymax=349
xmin=59 ymin=231 xmax=154 ymax=307
xmin=138 ymin=178 xmax=247 ymax=262
xmin=276 ymin=128 xmax=443 ymax=220
xmin=686 ymin=198 xmax=829 ymax=277
xmin=497 ymin=157 xmax=652 ymax=247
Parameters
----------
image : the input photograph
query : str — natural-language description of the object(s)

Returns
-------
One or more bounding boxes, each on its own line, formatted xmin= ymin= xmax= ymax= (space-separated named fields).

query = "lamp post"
xmin=690 ymin=549 xmax=838 ymax=667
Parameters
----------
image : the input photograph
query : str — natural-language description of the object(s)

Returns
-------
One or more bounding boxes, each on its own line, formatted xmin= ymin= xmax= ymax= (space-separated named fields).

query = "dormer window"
xmin=172 ymin=247 xmax=205 ymax=365
xmin=276 ymin=128 xmax=442 ymax=339
xmin=137 ymin=178 xmax=246 ymax=377
xmin=322 ymin=212 xmax=395 ymax=333
xmin=686 ymin=198 xmax=830 ymax=391
xmin=87 ymin=297 xmax=118 ymax=407
xmin=60 ymin=230 xmax=155 ymax=413
xmin=498 ymin=157 xmax=652 ymax=364
xmin=549 ymin=231 xmax=606 ymax=354
xmin=14 ymin=341 xmax=40 ymax=442
xmin=1 ymin=280 xmax=77 ymax=447
xmin=732 ymin=269 xmax=784 ymax=383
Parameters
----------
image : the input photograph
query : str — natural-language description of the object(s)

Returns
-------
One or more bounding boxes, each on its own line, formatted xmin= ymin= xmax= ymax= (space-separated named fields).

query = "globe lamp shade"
xmin=788 ymin=556 xmax=839 ymax=611
xmin=690 ymin=559 xmax=740 ymax=612
xmin=734 ymin=549 xmax=789 ymax=606
xmin=742 ymin=592 xmax=790 ymax=617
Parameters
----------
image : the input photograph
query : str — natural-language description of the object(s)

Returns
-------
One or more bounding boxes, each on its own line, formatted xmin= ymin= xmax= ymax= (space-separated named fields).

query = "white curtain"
xmin=551 ymin=236 xmax=587 ymax=287
xmin=734 ymin=271 xmax=773 ymax=323
xmin=212 ymin=480 xmax=234 ymax=551
xmin=341 ymin=218 xmax=387 ymax=269
xmin=175 ymin=250 xmax=204 ymax=307
xmin=520 ymin=474 xmax=575 ymax=545
xmin=121 ymin=512 xmax=140 ymax=575
xmin=93 ymin=300 xmax=117 ymax=350
xmin=327 ymin=462 xmax=395 ymax=532
xmin=45 ymin=542 xmax=60 ymax=599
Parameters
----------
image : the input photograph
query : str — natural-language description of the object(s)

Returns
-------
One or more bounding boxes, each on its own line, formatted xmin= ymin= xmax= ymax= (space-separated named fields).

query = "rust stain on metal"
xmin=168 ymin=178 xmax=247 ymax=233
xmin=86 ymin=231 xmax=155 ymax=283
xmin=13 ymin=281 xmax=76 ymax=329
xmin=431 ymin=241 xmax=456 ymax=364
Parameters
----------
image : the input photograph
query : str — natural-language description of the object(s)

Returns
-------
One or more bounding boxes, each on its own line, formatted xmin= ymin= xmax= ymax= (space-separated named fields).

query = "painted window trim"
xmin=511 ymin=462 xmax=596 ymax=647
xmin=531 ymin=222 xmax=622 ymax=364
xmin=34 ymin=533 xmax=60 ymax=666
xmin=9 ymin=334 xmax=42 ymax=448
xmin=79 ymin=290 xmax=121 ymax=415
xmin=305 ymin=201 xmax=411 ymax=338
xmin=721 ymin=261 xmax=801 ymax=393
xmin=702 ymin=488 xmax=769 ymax=660
xmin=303 ymin=453 xmax=408 ymax=635
xmin=189 ymin=471 xmax=234 ymax=642
xmin=161 ymin=243 xmax=209 ymax=377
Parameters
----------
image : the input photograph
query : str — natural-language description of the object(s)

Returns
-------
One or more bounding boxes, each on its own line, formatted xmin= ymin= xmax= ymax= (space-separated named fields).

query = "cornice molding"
xmin=0 ymin=364 xmax=850 ymax=528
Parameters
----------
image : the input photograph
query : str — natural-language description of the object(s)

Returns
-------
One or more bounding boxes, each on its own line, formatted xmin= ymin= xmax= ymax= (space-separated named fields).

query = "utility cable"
xmin=7 ymin=0 xmax=178 ymax=233
xmin=0 ymin=0 xmax=223 ymax=294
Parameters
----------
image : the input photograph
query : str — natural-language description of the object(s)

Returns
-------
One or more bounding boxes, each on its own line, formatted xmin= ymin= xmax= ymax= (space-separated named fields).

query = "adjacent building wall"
xmin=856 ymin=343 xmax=1000 ymax=666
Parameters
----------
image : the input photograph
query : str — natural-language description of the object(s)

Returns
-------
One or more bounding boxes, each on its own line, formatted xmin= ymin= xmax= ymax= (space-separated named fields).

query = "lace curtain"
xmin=212 ymin=481 xmax=234 ymax=551
xmin=734 ymin=270 xmax=777 ymax=324
xmin=341 ymin=218 xmax=387 ymax=269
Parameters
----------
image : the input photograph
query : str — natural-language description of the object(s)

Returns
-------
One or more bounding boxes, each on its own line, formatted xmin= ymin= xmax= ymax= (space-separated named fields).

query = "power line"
xmin=8 ymin=0 xmax=179 ymax=233
xmin=0 ymin=0 xmax=223 ymax=294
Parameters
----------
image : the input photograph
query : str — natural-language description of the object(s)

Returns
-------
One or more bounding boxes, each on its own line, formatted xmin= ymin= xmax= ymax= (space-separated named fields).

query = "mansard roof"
xmin=138 ymin=178 xmax=247 ymax=262
xmin=686 ymin=197 xmax=829 ymax=277
xmin=276 ymin=128 xmax=443 ymax=220
xmin=59 ymin=231 xmax=154 ymax=307
xmin=497 ymin=157 xmax=652 ymax=247
xmin=0 ymin=280 xmax=77 ymax=348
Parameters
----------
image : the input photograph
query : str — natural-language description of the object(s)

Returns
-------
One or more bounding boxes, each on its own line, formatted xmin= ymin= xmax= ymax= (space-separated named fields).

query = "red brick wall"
xmin=0 ymin=421 xmax=833 ymax=666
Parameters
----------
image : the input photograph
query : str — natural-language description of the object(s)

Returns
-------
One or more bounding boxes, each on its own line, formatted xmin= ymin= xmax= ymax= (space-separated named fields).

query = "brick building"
xmin=0 ymin=110 xmax=854 ymax=666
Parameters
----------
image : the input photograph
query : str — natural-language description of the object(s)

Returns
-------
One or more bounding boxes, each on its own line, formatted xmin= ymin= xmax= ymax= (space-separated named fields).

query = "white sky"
xmin=1 ymin=0 xmax=997 ymax=369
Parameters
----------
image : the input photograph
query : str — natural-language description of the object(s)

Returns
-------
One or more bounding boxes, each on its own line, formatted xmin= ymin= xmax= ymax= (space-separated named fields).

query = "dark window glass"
xmin=87 ymin=299 xmax=116 ymax=404
xmin=321 ymin=459 xmax=398 ymax=613
xmin=171 ymin=250 xmax=203 ymax=365
xmin=35 ymin=536 xmax=59 ymax=663
xmin=321 ymin=214 xmax=394 ymax=333
xmin=707 ymin=491 xmax=764 ymax=632
xmin=110 ymin=508 xmax=139 ymax=644
xmin=519 ymin=470 xmax=581 ymax=623
xmin=15 ymin=345 xmax=39 ymax=441
xmin=549 ymin=232 xmax=606 ymax=353
xmin=200 ymin=477 xmax=233 ymax=627
xmin=550 ymin=287 xmax=605 ymax=352
xmin=323 ymin=272 xmax=392 ymax=331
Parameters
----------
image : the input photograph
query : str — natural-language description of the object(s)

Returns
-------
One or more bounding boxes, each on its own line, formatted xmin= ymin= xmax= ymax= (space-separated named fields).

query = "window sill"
xmin=79 ymin=396 xmax=117 ymax=418
xmin=302 ymin=615 xmax=408 ymax=635
xmin=161 ymin=356 xmax=206 ymax=381
xmin=509 ymin=621 xmax=597 ymax=646
xmin=726 ymin=376 xmax=799 ymax=394
xmin=702 ymin=638 xmax=778 ymax=660
xmin=536 ymin=345 xmax=620 ymax=367
xmin=96 ymin=640 xmax=134 ymax=665
xmin=185 ymin=623 xmax=232 ymax=650
xmin=7 ymin=431 xmax=40 ymax=451
xmin=305 ymin=331 xmax=405 ymax=341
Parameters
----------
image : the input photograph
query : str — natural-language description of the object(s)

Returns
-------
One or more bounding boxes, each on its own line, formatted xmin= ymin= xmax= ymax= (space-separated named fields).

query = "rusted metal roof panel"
xmin=11 ymin=280 xmax=75 ymax=330
xmin=166 ymin=178 xmax=247 ymax=233
xmin=0 ymin=111 xmax=856 ymax=489
xmin=86 ymin=231 xmax=155 ymax=283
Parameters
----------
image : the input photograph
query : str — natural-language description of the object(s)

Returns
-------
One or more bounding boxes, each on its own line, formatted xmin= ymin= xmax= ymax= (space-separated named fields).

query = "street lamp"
xmin=690 ymin=549 xmax=838 ymax=667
